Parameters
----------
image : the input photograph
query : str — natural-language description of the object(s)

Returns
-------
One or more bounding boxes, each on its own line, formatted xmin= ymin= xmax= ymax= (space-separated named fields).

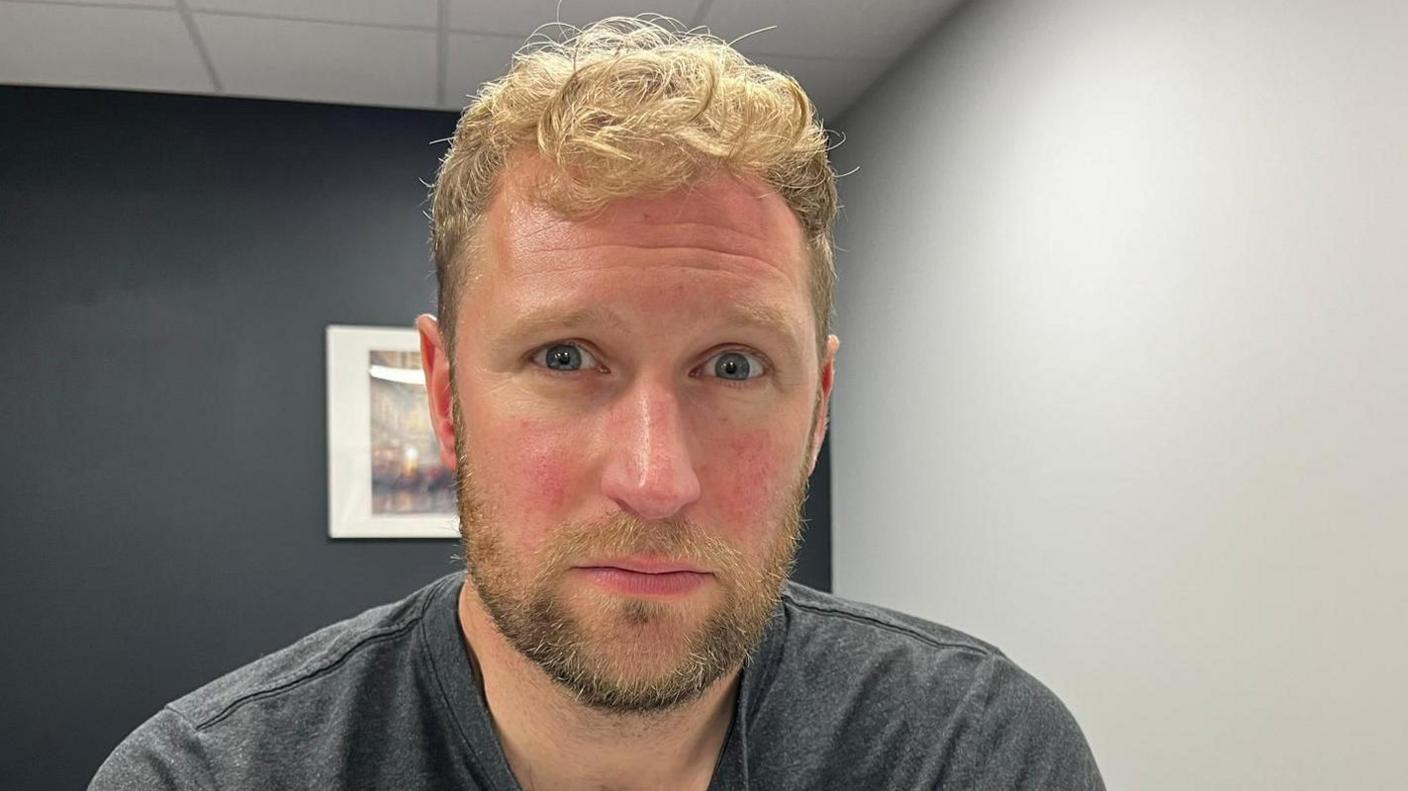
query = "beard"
xmin=451 ymin=407 xmax=807 ymax=715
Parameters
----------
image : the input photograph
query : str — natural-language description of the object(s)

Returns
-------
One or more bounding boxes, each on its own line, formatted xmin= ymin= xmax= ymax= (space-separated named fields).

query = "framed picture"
xmin=326 ymin=325 xmax=458 ymax=539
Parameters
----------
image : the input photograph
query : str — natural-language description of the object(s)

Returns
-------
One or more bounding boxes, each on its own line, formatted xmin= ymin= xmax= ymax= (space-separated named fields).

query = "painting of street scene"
xmin=367 ymin=350 xmax=455 ymax=515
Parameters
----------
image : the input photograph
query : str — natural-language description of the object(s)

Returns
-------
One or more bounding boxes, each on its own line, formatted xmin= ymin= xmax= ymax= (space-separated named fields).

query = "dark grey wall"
xmin=0 ymin=86 xmax=830 ymax=790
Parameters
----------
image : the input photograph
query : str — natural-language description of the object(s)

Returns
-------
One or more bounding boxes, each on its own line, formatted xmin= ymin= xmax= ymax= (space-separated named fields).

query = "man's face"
xmin=421 ymin=167 xmax=838 ymax=714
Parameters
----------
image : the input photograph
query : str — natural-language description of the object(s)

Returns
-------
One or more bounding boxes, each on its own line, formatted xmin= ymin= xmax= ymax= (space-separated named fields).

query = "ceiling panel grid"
xmin=0 ymin=0 xmax=966 ymax=118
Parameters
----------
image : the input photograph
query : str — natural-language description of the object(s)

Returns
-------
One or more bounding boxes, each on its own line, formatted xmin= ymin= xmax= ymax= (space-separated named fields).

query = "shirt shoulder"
xmin=779 ymin=580 xmax=1005 ymax=658
xmin=747 ymin=583 xmax=1103 ymax=790
xmin=167 ymin=574 xmax=447 ymax=729
xmin=91 ymin=574 xmax=466 ymax=790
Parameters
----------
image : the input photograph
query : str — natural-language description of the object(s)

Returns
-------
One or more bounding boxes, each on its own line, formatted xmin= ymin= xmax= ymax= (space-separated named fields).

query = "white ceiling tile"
xmin=449 ymin=0 xmax=702 ymax=36
xmin=751 ymin=54 xmax=889 ymax=122
xmin=11 ymin=0 xmax=175 ymax=6
xmin=0 ymin=3 xmax=210 ymax=93
xmin=188 ymin=0 xmax=438 ymax=29
xmin=196 ymin=14 xmax=438 ymax=108
xmin=443 ymin=32 xmax=526 ymax=109
xmin=440 ymin=31 xmax=888 ymax=121
xmin=701 ymin=0 xmax=964 ymax=60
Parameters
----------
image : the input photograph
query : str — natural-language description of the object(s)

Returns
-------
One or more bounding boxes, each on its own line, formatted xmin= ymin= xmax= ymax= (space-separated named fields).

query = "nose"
xmin=599 ymin=379 xmax=702 ymax=521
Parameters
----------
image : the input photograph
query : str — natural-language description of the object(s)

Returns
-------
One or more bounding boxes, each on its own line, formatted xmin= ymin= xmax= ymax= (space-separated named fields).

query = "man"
xmin=93 ymin=17 xmax=1102 ymax=790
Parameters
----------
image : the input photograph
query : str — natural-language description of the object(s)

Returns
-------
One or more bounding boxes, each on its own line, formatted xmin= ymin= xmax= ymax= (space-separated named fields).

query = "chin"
xmin=572 ymin=592 xmax=721 ymax=658
xmin=571 ymin=583 xmax=713 ymax=638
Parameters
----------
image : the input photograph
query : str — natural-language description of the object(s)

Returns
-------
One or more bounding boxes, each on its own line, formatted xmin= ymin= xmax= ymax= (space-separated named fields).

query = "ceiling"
xmin=0 ymin=0 xmax=965 ymax=120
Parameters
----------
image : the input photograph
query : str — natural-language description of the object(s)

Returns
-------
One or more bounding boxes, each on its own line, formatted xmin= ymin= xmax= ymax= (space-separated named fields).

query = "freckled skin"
xmin=519 ymin=428 xmax=570 ymax=516
xmin=715 ymin=432 xmax=783 ymax=528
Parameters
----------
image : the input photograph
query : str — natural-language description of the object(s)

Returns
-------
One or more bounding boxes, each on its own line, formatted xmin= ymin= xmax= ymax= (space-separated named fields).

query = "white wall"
xmin=829 ymin=1 xmax=1408 ymax=788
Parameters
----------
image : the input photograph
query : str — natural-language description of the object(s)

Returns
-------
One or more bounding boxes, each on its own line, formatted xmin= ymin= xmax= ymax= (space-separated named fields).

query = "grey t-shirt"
xmin=91 ymin=573 xmax=1104 ymax=790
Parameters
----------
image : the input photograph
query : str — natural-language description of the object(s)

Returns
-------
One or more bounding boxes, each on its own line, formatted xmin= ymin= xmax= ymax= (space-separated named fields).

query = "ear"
xmin=417 ymin=314 xmax=458 ymax=472
xmin=806 ymin=334 xmax=841 ymax=476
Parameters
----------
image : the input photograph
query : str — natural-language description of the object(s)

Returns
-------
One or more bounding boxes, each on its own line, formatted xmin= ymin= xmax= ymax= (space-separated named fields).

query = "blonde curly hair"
xmin=429 ymin=16 xmax=839 ymax=354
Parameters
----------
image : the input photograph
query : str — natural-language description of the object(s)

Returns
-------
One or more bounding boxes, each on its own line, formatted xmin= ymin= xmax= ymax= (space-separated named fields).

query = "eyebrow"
xmin=719 ymin=301 xmax=805 ymax=362
xmin=499 ymin=305 xmax=629 ymax=344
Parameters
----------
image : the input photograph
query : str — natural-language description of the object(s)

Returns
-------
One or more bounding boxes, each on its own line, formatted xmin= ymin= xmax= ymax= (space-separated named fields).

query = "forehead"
xmin=479 ymin=166 xmax=811 ymax=296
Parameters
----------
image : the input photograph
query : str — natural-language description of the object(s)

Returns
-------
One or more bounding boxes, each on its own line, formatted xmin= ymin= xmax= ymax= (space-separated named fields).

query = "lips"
xmin=575 ymin=565 xmax=711 ymax=597
xmin=578 ymin=557 xmax=711 ymax=575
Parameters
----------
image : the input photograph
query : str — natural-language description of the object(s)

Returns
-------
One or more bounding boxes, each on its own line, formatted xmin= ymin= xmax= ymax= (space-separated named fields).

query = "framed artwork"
xmin=326 ymin=325 xmax=458 ymax=539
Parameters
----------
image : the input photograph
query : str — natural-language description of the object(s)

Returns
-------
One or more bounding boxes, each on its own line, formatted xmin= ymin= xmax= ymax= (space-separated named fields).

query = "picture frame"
xmin=326 ymin=324 xmax=459 ymax=539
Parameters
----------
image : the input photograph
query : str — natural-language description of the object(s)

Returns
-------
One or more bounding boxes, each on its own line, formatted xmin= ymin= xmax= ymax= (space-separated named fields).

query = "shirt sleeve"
xmin=89 ymin=707 xmax=218 ymax=791
xmin=955 ymin=655 xmax=1105 ymax=791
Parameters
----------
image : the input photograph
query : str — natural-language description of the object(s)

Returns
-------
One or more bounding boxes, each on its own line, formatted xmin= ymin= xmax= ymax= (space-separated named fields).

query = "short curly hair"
xmin=429 ymin=16 xmax=839 ymax=354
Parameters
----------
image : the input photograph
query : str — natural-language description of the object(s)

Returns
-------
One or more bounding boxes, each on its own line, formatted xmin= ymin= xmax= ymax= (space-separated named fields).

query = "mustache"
xmin=539 ymin=512 xmax=749 ymax=580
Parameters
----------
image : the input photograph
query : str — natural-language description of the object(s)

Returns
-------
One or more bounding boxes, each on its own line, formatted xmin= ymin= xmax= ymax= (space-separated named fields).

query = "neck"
xmin=458 ymin=582 xmax=739 ymax=791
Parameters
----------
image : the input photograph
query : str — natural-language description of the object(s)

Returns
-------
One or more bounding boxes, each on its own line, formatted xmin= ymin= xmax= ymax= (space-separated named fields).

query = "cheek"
xmin=470 ymin=412 xmax=582 ymax=523
xmin=702 ymin=432 xmax=788 ymax=532
xmin=519 ymin=441 xmax=572 ymax=515
xmin=508 ymin=419 xmax=579 ymax=514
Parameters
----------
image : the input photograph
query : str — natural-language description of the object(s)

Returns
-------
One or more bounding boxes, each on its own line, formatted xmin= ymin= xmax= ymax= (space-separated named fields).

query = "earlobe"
xmin=416 ymin=314 xmax=458 ymax=472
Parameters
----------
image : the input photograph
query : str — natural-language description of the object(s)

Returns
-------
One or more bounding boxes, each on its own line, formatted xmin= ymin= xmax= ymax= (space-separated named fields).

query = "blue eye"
xmin=706 ymin=350 xmax=765 ymax=381
xmin=536 ymin=342 xmax=599 ymax=371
